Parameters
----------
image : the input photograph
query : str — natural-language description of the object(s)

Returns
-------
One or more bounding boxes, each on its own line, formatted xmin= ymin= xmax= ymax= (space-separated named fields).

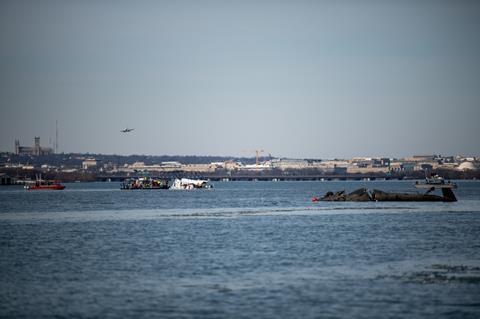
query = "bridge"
xmin=95 ymin=172 xmax=402 ymax=182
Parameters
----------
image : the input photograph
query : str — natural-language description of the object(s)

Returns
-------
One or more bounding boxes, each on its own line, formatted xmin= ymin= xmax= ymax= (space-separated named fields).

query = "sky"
xmin=1 ymin=0 xmax=479 ymax=159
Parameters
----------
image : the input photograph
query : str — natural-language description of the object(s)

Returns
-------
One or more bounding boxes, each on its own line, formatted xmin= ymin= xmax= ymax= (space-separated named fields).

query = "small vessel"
xmin=121 ymin=177 xmax=168 ymax=190
xmin=170 ymin=178 xmax=212 ymax=190
xmin=415 ymin=173 xmax=457 ymax=189
xmin=25 ymin=175 xmax=65 ymax=190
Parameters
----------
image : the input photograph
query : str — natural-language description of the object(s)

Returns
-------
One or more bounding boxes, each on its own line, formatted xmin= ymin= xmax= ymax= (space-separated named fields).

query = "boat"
xmin=415 ymin=173 xmax=457 ymax=189
xmin=170 ymin=178 xmax=212 ymax=190
xmin=25 ymin=175 xmax=65 ymax=190
xmin=121 ymin=177 xmax=169 ymax=190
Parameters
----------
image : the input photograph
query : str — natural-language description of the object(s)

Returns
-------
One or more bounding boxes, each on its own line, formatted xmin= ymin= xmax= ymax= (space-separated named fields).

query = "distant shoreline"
xmin=1 ymin=167 xmax=478 ymax=184
xmin=1 ymin=152 xmax=479 ymax=184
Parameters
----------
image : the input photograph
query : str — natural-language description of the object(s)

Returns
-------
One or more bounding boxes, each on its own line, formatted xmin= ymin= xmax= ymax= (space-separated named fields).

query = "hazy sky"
xmin=1 ymin=0 xmax=479 ymax=158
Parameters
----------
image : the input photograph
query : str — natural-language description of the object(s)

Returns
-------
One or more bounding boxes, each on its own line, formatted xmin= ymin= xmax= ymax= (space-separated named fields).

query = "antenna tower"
xmin=55 ymin=120 xmax=59 ymax=154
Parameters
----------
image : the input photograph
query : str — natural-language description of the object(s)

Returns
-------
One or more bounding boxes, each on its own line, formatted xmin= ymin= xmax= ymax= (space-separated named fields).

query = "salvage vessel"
xmin=121 ymin=177 xmax=169 ymax=190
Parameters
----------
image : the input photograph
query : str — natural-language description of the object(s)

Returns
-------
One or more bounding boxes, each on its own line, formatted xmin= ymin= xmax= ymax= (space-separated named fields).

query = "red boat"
xmin=25 ymin=176 xmax=65 ymax=190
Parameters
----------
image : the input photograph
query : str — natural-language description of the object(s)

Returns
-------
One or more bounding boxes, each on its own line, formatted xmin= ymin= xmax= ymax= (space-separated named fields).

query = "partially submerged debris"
xmin=315 ymin=186 xmax=457 ymax=202
xmin=320 ymin=188 xmax=372 ymax=201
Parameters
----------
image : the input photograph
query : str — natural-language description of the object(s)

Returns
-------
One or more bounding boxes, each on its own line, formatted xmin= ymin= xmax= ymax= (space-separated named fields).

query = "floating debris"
xmin=313 ymin=181 xmax=457 ymax=202
xmin=377 ymin=264 xmax=480 ymax=284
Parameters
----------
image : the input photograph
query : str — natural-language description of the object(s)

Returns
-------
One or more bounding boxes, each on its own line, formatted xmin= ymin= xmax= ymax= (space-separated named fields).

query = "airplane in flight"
xmin=121 ymin=128 xmax=134 ymax=133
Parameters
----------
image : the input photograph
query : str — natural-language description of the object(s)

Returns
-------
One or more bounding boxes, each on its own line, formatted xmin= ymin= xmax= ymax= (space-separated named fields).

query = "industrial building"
xmin=14 ymin=137 xmax=53 ymax=156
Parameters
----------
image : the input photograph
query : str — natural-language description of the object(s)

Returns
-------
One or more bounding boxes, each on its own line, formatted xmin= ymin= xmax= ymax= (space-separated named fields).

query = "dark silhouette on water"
xmin=316 ymin=183 xmax=457 ymax=202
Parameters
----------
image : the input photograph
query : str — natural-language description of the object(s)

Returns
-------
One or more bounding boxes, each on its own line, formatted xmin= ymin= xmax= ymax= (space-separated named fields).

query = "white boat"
xmin=170 ymin=178 xmax=212 ymax=190
xmin=415 ymin=174 xmax=457 ymax=189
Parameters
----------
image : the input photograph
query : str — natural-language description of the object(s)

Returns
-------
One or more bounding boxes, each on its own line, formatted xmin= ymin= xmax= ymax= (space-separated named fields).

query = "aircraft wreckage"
xmin=312 ymin=176 xmax=457 ymax=202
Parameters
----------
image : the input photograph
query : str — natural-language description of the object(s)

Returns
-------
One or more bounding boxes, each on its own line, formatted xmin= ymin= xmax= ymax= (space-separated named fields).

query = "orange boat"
xmin=25 ymin=175 xmax=65 ymax=190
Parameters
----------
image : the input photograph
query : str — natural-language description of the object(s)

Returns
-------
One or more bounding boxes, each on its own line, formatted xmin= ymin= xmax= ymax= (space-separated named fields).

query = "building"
xmin=457 ymin=161 xmax=478 ymax=171
xmin=82 ymin=158 xmax=98 ymax=170
xmin=270 ymin=158 xmax=310 ymax=170
xmin=0 ymin=173 xmax=16 ymax=185
xmin=414 ymin=163 xmax=434 ymax=171
xmin=14 ymin=137 xmax=53 ymax=156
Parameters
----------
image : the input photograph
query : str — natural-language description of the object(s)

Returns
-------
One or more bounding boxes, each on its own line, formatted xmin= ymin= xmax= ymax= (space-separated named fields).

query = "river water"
xmin=1 ymin=181 xmax=480 ymax=318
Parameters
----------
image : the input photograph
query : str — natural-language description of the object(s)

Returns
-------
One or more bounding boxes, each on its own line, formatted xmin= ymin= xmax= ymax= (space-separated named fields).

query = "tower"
xmin=55 ymin=120 xmax=58 ymax=154
xmin=14 ymin=139 xmax=20 ymax=155
xmin=34 ymin=136 xmax=40 ymax=156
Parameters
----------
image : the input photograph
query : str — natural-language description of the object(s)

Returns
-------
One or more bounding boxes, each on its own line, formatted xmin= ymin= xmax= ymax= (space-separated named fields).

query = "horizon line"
xmin=2 ymin=150 xmax=478 ymax=161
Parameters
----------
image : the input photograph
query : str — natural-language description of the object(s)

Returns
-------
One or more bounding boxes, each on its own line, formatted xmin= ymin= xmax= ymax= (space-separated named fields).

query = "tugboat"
xmin=25 ymin=175 xmax=65 ymax=190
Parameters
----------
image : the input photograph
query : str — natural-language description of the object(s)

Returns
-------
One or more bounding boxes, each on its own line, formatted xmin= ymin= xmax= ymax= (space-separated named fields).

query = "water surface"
xmin=1 ymin=181 xmax=479 ymax=318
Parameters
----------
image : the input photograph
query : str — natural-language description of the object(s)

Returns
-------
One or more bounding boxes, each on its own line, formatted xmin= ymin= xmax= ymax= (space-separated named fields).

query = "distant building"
xmin=405 ymin=155 xmax=436 ymax=162
xmin=457 ymin=161 xmax=478 ymax=171
xmin=332 ymin=165 xmax=347 ymax=174
xmin=161 ymin=161 xmax=182 ymax=169
xmin=14 ymin=137 xmax=53 ymax=156
xmin=82 ymin=158 xmax=98 ymax=170
xmin=224 ymin=160 xmax=240 ymax=171
xmin=271 ymin=158 xmax=309 ymax=170
xmin=0 ymin=173 xmax=16 ymax=185
xmin=402 ymin=162 xmax=416 ymax=171
xmin=389 ymin=162 xmax=404 ymax=172
xmin=414 ymin=163 xmax=433 ymax=171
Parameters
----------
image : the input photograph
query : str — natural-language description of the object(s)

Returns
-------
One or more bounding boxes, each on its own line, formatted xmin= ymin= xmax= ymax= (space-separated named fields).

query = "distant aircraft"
xmin=121 ymin=128 xmax=134 ymax=133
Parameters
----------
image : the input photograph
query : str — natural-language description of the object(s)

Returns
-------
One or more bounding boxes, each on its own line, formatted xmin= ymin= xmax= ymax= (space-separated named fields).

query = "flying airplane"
xmin=121 ymin=128 xmax=134 ymax=133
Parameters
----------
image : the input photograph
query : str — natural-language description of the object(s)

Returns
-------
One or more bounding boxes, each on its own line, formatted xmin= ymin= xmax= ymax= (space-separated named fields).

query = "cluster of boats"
xmin=24 ymin=173 xmax=459 ymax=202
xmin=121 ymin=177 xmax=212 ymax=190
xmin=23 ymin=175 xmax=213 ymax=191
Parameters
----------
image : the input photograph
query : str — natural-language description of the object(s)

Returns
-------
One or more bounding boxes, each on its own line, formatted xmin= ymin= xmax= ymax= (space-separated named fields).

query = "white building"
xmin=82 ymin=158 xmax=98 ymax=170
